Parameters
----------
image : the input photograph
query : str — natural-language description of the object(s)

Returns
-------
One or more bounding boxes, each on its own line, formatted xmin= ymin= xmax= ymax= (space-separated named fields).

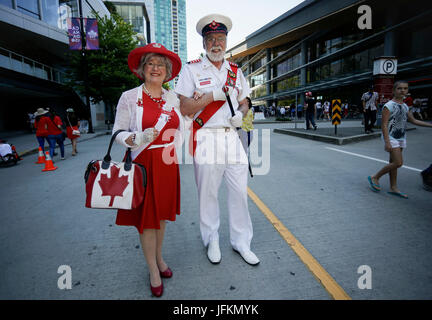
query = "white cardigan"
xmin=112 ymin=85 xmax=191 ymax=160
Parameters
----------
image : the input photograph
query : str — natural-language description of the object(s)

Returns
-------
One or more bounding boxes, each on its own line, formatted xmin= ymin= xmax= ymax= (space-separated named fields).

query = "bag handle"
xmin=102 ymin=130 xmax=132 ymax=171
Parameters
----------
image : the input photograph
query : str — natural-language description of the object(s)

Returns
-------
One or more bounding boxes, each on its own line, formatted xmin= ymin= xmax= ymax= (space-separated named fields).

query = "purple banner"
xmin=67 ymin=18 xmax=82 ymax=50
xmin=85 ymin=18 xmax=99 ymax=50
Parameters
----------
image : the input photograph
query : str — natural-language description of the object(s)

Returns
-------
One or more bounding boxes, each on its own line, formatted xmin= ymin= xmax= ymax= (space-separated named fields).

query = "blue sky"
xmin=185 ymin=0 xmax=304 ymax=60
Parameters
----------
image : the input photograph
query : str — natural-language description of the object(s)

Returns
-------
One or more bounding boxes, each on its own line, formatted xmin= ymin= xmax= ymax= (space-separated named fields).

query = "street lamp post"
xmin=78 ymin=0 xmax=94 ymax=133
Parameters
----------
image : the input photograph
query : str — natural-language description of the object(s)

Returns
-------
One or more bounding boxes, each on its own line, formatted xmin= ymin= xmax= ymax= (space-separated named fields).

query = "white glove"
xmin=230 ymin=110 xmax=243 ymax=128
xmin=134 ymin=128 xmax=158 ymax=146
xmin=212 ymin=86 xmax=233 ymax=101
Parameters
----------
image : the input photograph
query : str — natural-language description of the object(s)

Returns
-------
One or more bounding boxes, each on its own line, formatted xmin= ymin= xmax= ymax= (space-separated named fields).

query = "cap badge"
xmin=209 ymin=20 xmax=220 ymax=30
xmin=153 ymin=43 xmax=162 ymax=48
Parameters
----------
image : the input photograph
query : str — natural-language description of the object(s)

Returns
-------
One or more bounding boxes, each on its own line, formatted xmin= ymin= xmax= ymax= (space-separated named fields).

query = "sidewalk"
xmin=0 ymin=127 xmax=110 ymax=158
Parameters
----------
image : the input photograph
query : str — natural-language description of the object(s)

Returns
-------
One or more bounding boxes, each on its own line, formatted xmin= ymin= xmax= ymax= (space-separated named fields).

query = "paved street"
xmin=0 ymin=120 xmax=431 ymax=300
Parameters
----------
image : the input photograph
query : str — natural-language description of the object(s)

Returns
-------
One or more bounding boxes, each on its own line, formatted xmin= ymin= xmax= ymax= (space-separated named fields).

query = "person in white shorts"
xmin=368 ymin=81 xmax=432 ymax=198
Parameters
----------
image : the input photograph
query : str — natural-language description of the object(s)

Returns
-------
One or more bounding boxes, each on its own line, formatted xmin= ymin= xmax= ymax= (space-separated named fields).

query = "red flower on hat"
xmin=209 ymin=20 xmax=220 ymax=30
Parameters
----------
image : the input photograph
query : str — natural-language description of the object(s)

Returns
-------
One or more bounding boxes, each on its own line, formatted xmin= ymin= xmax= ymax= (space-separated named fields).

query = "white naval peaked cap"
xmin=196 ymin=13 xmax=232 ymax=36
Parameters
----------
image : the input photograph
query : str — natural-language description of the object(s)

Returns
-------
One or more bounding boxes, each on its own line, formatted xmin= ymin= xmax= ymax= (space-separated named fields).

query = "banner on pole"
xmin=85 ymin=18 xmax=99 ymax=50
xmin=67 ymin=18 xmax=99 ymax=50
xmin=67 ymin=18 xmax=82 ymax=50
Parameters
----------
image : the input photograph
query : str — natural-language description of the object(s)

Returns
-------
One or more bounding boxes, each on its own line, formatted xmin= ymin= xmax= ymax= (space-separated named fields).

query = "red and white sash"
xmin=189 ymin=63 xmax=238 ymax=156
xmin=132 ymin=84 xmax=181 ymax=160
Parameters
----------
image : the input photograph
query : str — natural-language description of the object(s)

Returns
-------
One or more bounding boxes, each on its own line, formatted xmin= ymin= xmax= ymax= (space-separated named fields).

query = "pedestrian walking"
xmin=342 ymin=101 xmax=349 ymax=119
xmin=315 ymin=100 xmax=322 ymax=120
xmin=411 ymin=98 xmax=423 ymax=120
xmin=297 ymin=103 xmax=303 ymax=119
xmin=65 ymin=108 xmax=80 ymax=156
xmin=304 ymin=91 xmax=317 ymax=130
xmin=34 ymin=108 xmax=49 ymax=152
xmin=290 ymin=103 xmax=296 ymax=119
xmin=323 ymin=101 xmax=330 ymax=120
xmin=239 ymin=97 xmax=254 ymax=153
xmin=175 ymin=13 xmax=260 ymax=266
xmin=280 ymin=105 xmax=286 ymax=118
xmin=112 ymin=42 xmax=186 ymax=297
xmin=46 ymin=110 xmax=65 ymax=160
xmin=361 ymin=85 xmax=379 ymax=133
xmin=367 ymin=80 xmax=432 ymax=198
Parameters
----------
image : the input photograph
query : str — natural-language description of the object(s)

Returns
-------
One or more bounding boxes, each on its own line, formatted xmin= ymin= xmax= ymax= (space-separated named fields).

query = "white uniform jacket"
xmin=174 ymin=55 xmax=251 ymax=129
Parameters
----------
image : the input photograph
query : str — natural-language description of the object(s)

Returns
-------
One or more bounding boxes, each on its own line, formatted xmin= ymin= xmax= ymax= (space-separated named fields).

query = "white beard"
xmin=206 ymin=47 xmax=225 ymax=62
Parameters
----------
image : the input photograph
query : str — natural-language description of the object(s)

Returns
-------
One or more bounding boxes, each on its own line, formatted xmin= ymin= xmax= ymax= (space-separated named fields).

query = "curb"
xmin=274 ymin=127 xmax=416 ymax=145
xmin=18 ymin=132 xmax=109 ymax=158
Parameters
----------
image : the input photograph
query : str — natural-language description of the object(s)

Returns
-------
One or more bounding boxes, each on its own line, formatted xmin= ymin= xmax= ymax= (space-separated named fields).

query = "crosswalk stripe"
xmin=247 ymin=187 xmax=352 ymax=300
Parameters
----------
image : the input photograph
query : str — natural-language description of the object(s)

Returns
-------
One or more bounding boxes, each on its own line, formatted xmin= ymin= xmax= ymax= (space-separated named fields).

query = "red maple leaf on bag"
xmin=98 ymin=165 xmax=129 ymax=207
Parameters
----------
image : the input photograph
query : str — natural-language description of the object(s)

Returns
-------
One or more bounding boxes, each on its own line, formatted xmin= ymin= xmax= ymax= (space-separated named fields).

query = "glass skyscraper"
xmin=113 ymin=0 xmax=187 ymax=66
xmin=152 ymin=0 xmax=187 ymax=66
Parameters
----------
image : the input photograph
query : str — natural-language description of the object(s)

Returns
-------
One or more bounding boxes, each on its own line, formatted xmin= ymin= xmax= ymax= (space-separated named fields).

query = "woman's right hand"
xmin=133 ymin=128 xmax=159 ymax=146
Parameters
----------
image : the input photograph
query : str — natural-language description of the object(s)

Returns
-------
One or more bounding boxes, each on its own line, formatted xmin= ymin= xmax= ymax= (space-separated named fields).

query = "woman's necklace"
xmin=143 ymin=84 xmax=163 ymax=104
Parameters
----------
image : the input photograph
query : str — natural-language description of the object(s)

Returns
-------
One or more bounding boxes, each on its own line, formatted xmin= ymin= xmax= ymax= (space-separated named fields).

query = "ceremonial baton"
xmin=223 ymin=86 xmax=254 ymax=177
xmin=223 ymin=86 xmax=237 ymax=119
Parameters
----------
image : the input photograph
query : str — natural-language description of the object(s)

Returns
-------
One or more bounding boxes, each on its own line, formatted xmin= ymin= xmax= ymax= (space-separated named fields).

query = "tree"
xmin=66 ymin=12 xmax=140 ymax=122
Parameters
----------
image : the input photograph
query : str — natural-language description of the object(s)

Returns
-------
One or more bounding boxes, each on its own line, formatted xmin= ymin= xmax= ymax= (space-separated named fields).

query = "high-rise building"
xmin=152 ymin=0 xmax=187 ymax=65
xmin=111 ymin=0 xmax=151 ymax=46
xmin=113 ymin=0 xmax=187 ymax=66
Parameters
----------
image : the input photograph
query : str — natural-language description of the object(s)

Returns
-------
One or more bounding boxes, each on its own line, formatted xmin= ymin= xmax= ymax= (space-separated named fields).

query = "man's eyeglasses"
xmin=205 ymin=36 xmax=226 ymax=44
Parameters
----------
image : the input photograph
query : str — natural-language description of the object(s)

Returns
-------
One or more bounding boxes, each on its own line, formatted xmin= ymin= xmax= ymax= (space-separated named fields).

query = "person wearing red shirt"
xmin=46 ymin=110 xmax=65 ymax=159
xmin=34 ymin=108 xmax=49 ymax=151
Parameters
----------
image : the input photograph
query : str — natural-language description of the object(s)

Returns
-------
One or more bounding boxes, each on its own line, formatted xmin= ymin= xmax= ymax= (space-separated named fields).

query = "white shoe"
xmin=234 ymin=248 xmax=260 ymax=266
xmin=207 ymin=240 xmax=221 ymax=264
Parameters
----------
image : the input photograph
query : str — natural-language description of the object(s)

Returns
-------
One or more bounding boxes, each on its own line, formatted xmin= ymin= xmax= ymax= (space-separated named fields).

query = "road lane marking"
xmin=247 ymin=187 xmax=351 ymax=300
xmin=325 ymin=147 xmax=422 ymax=172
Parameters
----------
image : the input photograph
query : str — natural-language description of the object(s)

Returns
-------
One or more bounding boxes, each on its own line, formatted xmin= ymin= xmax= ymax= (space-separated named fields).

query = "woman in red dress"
xmin=112 ymin=43 xmax=189 ymax=297
xmin=65 ymin=108 xmax=80 ymax=156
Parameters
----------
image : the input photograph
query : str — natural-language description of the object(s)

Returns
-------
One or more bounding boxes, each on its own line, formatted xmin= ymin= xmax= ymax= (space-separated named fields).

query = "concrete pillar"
xmin=384 ymin=7 xmax=397 ymax=56
xmin=266 ymin=48 xmax=272 ymax=108
xmin=300 ymin=41 xmax=307 ymax=105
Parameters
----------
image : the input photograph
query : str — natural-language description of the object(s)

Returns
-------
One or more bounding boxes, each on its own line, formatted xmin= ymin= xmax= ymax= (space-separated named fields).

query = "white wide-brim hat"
xmin=196 ymin=14 xmax=232 ymax=37
xmin=34 ymin=108 xmax=48 ymax=116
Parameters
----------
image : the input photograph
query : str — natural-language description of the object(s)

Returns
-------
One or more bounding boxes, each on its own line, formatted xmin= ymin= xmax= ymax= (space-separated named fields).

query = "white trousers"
xmin=193 ymin=128 xmax=253 ymax=252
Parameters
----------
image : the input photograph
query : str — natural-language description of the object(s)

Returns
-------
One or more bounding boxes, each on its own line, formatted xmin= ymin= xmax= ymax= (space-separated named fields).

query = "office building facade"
xmin=0 ymin=0 xmax=110 ymax=131
xmin=226 ymin=0 xmax=432 ymax=114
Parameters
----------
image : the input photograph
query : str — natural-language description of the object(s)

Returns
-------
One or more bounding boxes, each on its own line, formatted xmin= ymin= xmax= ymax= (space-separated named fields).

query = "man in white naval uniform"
xmin=175 ymin=14 xmax=259 ymax=265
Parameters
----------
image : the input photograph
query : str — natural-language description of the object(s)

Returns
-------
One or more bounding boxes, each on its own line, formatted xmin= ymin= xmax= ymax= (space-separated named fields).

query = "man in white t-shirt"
xmin=361 ymin=86 xmax=379 ymax=133
xmin=175 ymin=14 xmax=259 ymax=266
xmin=280 ymin=106 xmax=285 ymax=117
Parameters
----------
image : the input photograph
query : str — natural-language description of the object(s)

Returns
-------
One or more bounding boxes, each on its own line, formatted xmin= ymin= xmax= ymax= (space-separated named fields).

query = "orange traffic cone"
xmin=42 ymin=151 xmax=58 ymax=171
xmin=35 ymin=147 xmax=45 ymax=164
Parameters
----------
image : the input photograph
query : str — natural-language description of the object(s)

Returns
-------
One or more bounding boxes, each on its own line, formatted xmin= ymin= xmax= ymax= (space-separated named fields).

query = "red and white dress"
xmin=112 ymin=85 xmax=190 ymax=232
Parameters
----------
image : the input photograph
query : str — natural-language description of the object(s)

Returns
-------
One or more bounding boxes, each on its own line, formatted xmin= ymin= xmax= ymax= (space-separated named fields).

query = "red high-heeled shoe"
xmin=160 ymin=267 xmax=173 ymax=278
xmin=150 ymin=277 xmax=163 ymax=297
